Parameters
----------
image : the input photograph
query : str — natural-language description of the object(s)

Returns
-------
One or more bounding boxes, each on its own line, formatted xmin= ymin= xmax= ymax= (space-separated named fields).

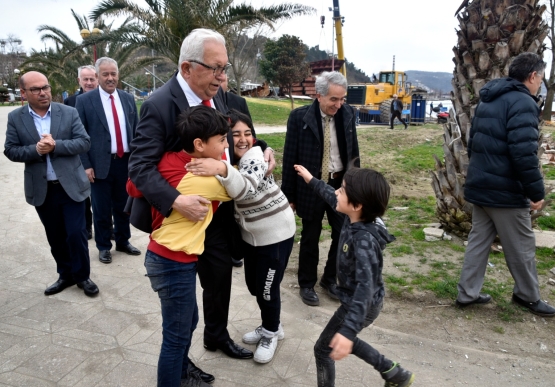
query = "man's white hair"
xmin=315 ymin=71 xmax=347 ymax=96
xmin=178 ymin=28 xmax=226 ymax=66
xmin=95 ymin=57 xmax=119 ymax=74
xmin=78 ymin=65 xmax=96 ymax=78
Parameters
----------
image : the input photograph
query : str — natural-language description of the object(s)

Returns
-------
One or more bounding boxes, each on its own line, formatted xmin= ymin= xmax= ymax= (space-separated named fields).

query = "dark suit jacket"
xmin=281 ymin=100 xmax=359 ymax=221
xmin=128 ymin=74 xmax=229 ymax=217
xmin=4 ymin=103 xmax=91 ymax=206
xmin=64 ymin=88 xmax=83 ymax=108
xmin=225 ymin=91 xmax=251 ymax=118
xmin=75 ymin=88 xmax=138 ymax=179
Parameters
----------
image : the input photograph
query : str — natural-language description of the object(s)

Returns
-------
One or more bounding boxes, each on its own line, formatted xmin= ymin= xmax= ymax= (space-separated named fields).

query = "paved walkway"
xmin=1 ymin=105 xmax=554 ymax=386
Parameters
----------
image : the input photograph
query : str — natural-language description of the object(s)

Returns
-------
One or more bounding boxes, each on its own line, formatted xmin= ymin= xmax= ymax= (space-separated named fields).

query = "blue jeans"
xmin=314 ymin=302 xmax=391 ymax=387
xmin=145 ymin=250 xmax=198 ymax=387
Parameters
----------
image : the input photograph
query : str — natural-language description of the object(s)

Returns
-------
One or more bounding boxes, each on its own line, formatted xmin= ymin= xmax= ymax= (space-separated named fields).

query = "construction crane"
xmin=332 ymin=0 xmax=346 ymax=78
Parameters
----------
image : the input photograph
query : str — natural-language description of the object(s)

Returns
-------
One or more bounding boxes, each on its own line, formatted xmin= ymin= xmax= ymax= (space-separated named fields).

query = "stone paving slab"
xmin=2 ymin=106 xmax=555 ymax=386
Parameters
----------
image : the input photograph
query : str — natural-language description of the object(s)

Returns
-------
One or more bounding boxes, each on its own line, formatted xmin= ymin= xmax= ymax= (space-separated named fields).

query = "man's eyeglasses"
xmin=24 ymin=85 xmax=51 ymax=95
xmin=188 ymin=60 xmax=231 ymax=77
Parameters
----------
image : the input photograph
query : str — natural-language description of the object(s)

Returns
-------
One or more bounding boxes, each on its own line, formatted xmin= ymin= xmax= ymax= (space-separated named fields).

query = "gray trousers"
xmin=457 ymin=205 xmax=540 ymax=303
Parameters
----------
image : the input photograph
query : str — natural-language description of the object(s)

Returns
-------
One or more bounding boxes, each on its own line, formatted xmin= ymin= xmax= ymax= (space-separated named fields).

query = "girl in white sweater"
xmin=187 ymin=109 xmax=296 ymax=364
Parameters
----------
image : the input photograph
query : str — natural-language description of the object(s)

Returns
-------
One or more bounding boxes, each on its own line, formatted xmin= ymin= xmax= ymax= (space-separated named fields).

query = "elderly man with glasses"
xmin=127 ymin=28 xmax=275 ymax=387
xmin=4 ymin=71 xmax=99 ymax=298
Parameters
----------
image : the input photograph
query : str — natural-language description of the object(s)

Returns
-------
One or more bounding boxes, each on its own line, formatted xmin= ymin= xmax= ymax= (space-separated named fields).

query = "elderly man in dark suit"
xmin=75 ymin=57 xmax=140 ymax=264
xmin=64 ymin=65 xmax=98 ymax=239
xmin=64 ymin=65 xmax=98 ymax=108
xmin=4 ymin=71 xmax=99 ymax=297
xmin=282 ymin=71 xmax=359 ymax=307
xmin=128 ymin=28 xmax=275 ymax=385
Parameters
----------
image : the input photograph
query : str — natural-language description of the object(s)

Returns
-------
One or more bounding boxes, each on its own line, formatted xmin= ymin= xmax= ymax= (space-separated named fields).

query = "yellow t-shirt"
xmin=151 ymin=172 xmax=231 ymax=255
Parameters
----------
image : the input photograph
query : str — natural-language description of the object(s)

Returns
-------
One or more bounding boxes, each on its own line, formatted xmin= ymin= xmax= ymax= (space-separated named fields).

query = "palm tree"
xmin=430 ymin=0 xmax=548 ymax=237
xmin=90 ymin=0 xmax=315 ymax=89
xmin=22 ymin=9 xmax=161 ymax=98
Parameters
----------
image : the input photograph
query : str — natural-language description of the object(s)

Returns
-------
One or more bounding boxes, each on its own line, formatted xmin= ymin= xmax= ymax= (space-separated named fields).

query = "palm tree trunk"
xmin=432 ymin=0 xmax=548 ymax=237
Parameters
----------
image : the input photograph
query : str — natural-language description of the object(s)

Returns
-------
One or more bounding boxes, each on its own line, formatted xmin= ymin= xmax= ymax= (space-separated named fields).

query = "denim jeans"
xmin=243 ymin=236 xmax=294 ymax=332
xmin=145 ymin=250 xmax=198 ymax=387
xmin=314 ymin=302 xmax=391 ymax=387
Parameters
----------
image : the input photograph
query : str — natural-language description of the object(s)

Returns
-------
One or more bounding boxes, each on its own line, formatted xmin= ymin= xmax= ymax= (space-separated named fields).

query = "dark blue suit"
xmin=75 ymin=88 xmax=138 ymax=251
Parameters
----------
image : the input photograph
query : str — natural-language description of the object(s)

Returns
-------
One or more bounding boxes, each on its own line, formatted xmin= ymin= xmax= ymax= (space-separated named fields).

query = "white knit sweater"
xmin=217 ymin=146 xmax=296 ymax=246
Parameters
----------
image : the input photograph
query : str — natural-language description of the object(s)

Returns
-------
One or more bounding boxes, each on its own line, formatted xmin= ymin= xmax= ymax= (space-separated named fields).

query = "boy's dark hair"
xmin=175 ymin=105 xmax=229 ymax=153
xmin=227 ymin=108 xmax=254 ymax=132
xmin=509 ymin=52 xmax=546 ymax=83
xmin=343 ymin=165 xmax=390 ymax=222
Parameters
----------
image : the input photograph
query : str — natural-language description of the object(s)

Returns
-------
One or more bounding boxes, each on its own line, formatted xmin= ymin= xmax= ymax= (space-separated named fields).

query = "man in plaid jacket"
xmin=281 ymin=71 xmax=359 ymax=307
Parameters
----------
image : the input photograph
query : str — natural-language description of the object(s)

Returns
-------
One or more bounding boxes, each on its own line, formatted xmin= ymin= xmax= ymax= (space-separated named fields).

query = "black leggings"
xmin=243 ymin=237 xmax=294 ymax=332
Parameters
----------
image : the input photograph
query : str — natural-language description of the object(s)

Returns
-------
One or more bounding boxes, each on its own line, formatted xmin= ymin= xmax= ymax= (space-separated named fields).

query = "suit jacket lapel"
xmin=169 ymin=74 xmax=189 ymax=113
xmin=116 ymin=90 xmax=134 ymax=144
xmin=49 ymin=103 xmax=61 ymax=139
xmin=303 ymin=100 xmax=322 ymax=144
xmin=20 ymin=106 xmax=41 ymax=143
xmin=213 ymin=87 xmax=226 ymax=113
xmin=91 ymin=89 xmax=110 ymax=133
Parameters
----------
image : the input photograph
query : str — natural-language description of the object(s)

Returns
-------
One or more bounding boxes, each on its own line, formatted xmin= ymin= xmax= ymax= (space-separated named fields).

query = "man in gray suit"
xmin=4 ymin=71 xmax=99 ymax=297
xmin=76 ymin=57 xmax=141 ymax=264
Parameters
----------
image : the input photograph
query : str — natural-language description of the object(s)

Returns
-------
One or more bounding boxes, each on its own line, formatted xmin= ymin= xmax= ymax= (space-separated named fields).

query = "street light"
xmin=14 ymin=68 xmax=23 ymax=106
xmin=145 ymin=72 xmax=150 ymax=93
xmin=80 ymin=28 xmax=103 ymax=63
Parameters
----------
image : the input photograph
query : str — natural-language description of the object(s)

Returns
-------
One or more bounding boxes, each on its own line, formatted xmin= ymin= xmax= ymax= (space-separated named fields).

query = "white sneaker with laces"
xmin=242 ymin=324 xmax=284 ymax=344
xmin=254 ymin=335 xmax=278 ymax=364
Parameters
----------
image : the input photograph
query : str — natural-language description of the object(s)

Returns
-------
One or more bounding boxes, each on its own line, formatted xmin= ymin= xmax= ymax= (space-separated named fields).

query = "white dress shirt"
xmin=98 ymin=87 xmax=130 ymax=154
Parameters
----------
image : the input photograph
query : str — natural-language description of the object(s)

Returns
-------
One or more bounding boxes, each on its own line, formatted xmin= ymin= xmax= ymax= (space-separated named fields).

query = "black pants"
xmin=243 ymin=237 xmax=294 ymax=332
xmin=90 ymin=153 xmax=131 ymax=250
xmin=298 ymin=176 xmax=344 ymax=288
xmin=35 ymin=182 xmax=90 ymax=282
xmin=390 ymin=110 xmax=407 ymax=128
xmin=314 ymin=302 xmax=391 ymax=387
xmin=197 ymin=204 xmax=234 ymax=345
xmin=85 ymin=196 xmax=92 ymax=231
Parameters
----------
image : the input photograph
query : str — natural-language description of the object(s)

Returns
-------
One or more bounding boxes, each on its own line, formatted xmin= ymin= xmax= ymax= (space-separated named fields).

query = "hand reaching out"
xmin=329 ymin=333 xmax=353 ymax=361
xmin=186 ymin=158 xmax=228 ymax=177
xmin=264 ymin=148 xmax=276 ymax=177
xmin=294 ymin=164 xmax=314 ymax=184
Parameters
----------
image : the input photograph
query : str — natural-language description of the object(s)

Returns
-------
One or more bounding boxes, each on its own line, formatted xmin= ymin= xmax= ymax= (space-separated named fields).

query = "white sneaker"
xmin=254 ymin=335 xmax=278 ymax=363
xmin=242 ymin=324 xmax=284 ymax=344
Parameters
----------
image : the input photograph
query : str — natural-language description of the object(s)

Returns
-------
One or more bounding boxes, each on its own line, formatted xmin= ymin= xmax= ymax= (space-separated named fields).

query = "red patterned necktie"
xmin=109 ymin=95 xmax=124 ymax=158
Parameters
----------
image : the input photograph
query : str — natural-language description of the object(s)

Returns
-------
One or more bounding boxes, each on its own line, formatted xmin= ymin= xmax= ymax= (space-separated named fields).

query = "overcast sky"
xmin=0 ymin=0 xmax=490 ymax=77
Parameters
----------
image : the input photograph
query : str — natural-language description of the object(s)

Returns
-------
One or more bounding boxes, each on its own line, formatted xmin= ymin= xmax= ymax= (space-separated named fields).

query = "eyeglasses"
xmin=188 ymin=60 xmax=231 ymax=77
xmin=24 ymin=85 xmax=51 ymax=95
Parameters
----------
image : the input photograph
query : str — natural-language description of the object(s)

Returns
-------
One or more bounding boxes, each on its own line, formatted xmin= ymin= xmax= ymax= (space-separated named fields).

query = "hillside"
xmin=406 ymin=70 xmax=453 ymax=94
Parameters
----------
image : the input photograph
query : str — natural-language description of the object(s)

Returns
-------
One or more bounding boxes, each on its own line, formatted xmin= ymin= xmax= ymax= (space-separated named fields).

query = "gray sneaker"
xmin=254 ymin=335 xmax=278 ymax=364
xmin=242 ymin=324 xmax=284 ymax=344
xmin=382 ymin=362 xmax=415 ymax=387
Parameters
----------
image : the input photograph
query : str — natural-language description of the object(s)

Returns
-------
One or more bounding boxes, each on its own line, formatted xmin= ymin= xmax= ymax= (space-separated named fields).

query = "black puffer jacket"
xmin=464 ymin=77 xmax=544 ymax=208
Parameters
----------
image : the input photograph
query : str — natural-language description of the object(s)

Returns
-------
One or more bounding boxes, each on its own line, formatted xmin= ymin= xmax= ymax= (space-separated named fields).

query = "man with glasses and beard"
xmin=4 ymin=71 xmax=99 ymax=297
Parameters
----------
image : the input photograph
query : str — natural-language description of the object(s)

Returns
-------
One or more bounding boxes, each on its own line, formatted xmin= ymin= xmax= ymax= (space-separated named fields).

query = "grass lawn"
xmin=246 ymin=98 xmax=311 ymax=126
xmin=263 ymin=122 xmax=555 ymax=322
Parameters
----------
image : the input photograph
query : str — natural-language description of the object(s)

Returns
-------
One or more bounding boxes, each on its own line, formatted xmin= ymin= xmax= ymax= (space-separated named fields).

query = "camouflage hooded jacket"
xmin=308 ymin=178 xmax=396 ymax=341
